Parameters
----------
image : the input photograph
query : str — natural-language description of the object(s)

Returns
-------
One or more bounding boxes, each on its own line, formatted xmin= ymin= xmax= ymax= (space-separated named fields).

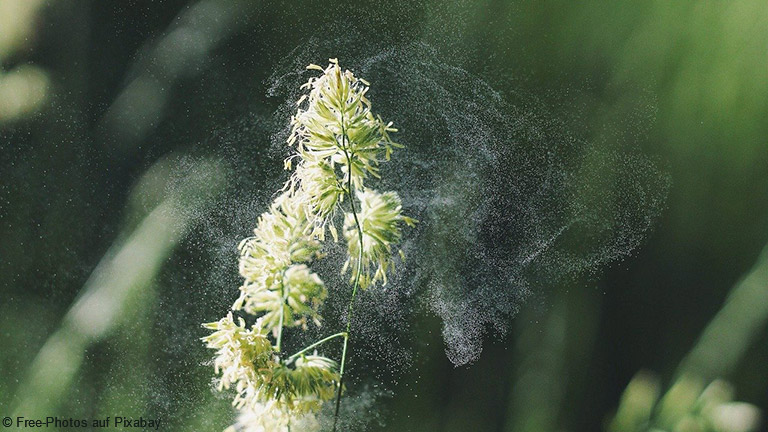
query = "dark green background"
xmin=1 ymin=1 xmax=766 ymax=431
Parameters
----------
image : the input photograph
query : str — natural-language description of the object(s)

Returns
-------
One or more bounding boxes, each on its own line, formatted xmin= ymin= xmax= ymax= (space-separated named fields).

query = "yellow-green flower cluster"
xmin=287 ymin=58 xmax=401 ymax=224
xmin=343 ymin=189 xmax=417 ymax=288
xmin=287 ymin=59 xmax=415 ymax=288
xmin=204 ymin=59 xmax=413 ymax=431
xmin=204 ymin=188 xmax=339 ymax=425
xmin=288 ymin=160 xmax=345 ymax=239
xmin=225 ymin=400 xmax=321 ymax=432
xmin=234 ymin=191 xmax=326 ymax=329
xmin=201 ymin=313 xmax=273 ymax=409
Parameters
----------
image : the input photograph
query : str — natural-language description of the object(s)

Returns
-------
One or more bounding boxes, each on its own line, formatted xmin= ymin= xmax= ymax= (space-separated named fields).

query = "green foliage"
xmin=610 ymin=373 xmax=760 ymax=432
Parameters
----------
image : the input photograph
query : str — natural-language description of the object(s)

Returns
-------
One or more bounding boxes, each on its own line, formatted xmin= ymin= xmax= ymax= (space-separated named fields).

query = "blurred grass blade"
xmin=609 ymin=244 xmax=768 ymax=431
xmin=11 ymin=156 xmax=225 ymax=418
xmin=505 ymin=301 xmax=568 ymax=432
xmin=608 ymin=372 xmax=660 ymax=432
xmin=505 ymin=289 xmax=602 ymax=432
xmin=678 ymin=243 xmax=768 ymax=380
xmin=97 ymin=0 xmax=254 ymax=158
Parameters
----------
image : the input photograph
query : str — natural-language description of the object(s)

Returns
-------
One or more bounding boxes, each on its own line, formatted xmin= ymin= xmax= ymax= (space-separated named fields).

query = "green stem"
xmin=333 ymin=113 xmax=366 ymax=432
xmin=275 ymin=272 xmax=288 ymax=352
xmin=287 ymin=332 xmax=347 ymax=363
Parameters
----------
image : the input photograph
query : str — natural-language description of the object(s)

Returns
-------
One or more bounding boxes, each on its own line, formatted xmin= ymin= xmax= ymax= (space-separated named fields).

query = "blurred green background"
xmin=1 ymin=1 xmax=766 ymax=431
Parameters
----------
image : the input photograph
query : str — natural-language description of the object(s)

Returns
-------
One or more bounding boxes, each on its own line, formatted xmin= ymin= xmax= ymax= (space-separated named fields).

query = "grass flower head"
xmin=204 ymin=58 xmax=413 ymax=431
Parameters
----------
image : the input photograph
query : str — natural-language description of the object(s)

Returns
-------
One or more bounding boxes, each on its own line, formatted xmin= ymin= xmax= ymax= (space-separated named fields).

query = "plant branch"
xmin=287 ymin=332 xmax=347 ymax=363
xmin=333 ymin=111 xmax=366 ymax=432
xmin=275 ymin=276 xmax=287 ymax=352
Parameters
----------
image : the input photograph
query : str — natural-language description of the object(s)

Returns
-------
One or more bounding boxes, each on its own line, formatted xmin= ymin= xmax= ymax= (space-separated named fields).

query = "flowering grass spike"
xmin=203 ymin=58 xmax=414 ymax=432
